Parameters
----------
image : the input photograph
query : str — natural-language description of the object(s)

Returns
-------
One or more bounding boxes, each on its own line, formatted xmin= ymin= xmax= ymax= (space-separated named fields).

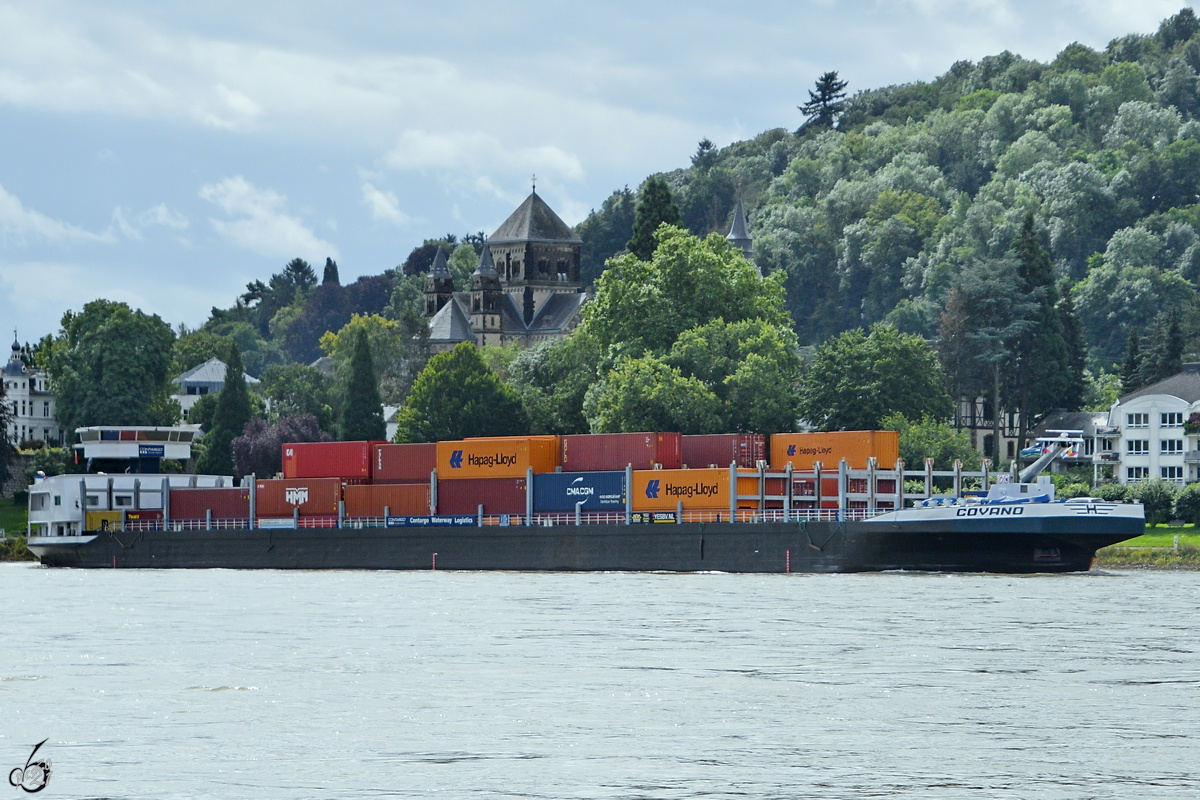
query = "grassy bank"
xmin=1095 ymin=525 xmax=1200 ymax=569
xmin=0 ymin=496 xmax=33 ymax=561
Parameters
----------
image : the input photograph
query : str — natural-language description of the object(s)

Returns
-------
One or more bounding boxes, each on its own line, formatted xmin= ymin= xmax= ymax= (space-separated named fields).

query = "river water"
xmin=2 ymin=563 xmax=1198 ymax=799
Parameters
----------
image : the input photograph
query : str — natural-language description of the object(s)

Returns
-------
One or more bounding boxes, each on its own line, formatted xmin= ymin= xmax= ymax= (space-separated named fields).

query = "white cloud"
xmin=384 ymin=130 xmax=585 ymax=182
xmin=112 ymin=203 xmax=189 ymax=240
xmin=361 ymin=183 xmax=412 ymax=226
xmin=0 ymin=183 xmax=112 ymax=246
xmin=200 ymin=176 xmax=338 ymax=261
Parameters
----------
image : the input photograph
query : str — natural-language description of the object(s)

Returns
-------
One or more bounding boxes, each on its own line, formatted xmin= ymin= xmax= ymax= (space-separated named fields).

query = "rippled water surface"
xmin=2 ymin=563 xmax=1198 ymax=799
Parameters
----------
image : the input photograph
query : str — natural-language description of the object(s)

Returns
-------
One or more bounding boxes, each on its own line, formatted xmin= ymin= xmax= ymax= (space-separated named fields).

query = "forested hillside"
xmin=577 ymin=8 xmax=1200 ymax=379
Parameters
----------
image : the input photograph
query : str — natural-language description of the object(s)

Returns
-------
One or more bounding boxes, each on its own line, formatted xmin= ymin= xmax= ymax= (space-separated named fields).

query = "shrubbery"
xmin=1172 ymin=482 xmax=1200 ymax=524
xmin=1129 ymin=479 xmax=1178 ymax=525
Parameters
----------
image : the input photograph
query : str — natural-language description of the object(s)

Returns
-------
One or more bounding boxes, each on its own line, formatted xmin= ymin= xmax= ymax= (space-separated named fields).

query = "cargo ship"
xmin=25 ymin=428 xmax=1145 ymax=573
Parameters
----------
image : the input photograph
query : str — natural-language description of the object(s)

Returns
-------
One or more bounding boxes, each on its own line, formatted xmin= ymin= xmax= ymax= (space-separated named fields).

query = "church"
xmin=424 ymin=190 xmax=756 ymax=352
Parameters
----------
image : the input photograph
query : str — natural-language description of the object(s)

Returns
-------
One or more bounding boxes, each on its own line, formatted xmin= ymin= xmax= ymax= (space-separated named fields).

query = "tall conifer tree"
xmin=197 ymin=343 xmax=253 ymax=477
xmin=339 ymin=330 xmax=385 ymax=441
xmin=627 ymin=177 xmax=681 ymax=261
xmin=1122 ymin=331 xmax=1143 ymax=395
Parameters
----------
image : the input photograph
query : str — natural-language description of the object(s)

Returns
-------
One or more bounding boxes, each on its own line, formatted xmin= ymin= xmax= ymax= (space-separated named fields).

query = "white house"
xmin=3 ymin=338 xmax=61 ymax=446
xmin=1108 ymin=363 xmax=1200 ymax=485
xmin=171 ymin=357 xmax=261 ymax=421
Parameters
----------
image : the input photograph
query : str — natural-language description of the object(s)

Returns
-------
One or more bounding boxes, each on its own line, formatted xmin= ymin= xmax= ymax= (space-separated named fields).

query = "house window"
xmin=1127 ymin=413 xmax=1149 ymax=428
xmin=1162 ymin=412 xmax=1184 ymax=427
xmin=1162 ymin=466 xmax=1184 ymax=480
xmin=1162 ymin=439 xmax=1183 ymax=454
xmin=1127 ymin=440 xmax=1149 ymax=455
xmin=114 ymin=496 xmax=133 ymax=507
xmin=1127 ymin=467 xmax=1149 ymax=481
xmin=53 ymin=496 xmax=61 ymax=506
xmin=43 ymin=401 xmax=49 ymax=417
xmin=85 ymin=495 xmax=99 ymax=506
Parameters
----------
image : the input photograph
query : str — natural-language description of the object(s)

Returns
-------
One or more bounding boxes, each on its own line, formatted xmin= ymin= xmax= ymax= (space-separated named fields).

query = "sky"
xmin=0 ymin=0 xmax=1192 ymax=344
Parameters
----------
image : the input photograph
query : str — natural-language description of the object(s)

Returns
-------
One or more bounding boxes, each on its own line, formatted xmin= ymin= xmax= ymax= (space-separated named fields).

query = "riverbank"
xmin=1095 ymin=528 xmax=1200 ymax=570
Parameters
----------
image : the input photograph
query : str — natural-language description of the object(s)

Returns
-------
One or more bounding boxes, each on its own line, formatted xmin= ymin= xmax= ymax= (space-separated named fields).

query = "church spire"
xmin=726 ymin=199 xmax=757 ymax=274
xmin=424 ymin=246 xmax=454 ymax=317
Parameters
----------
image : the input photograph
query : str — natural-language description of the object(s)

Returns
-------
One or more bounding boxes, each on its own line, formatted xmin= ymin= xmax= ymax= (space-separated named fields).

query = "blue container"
xmin=533 ymin=471 xmax=626 ymax=512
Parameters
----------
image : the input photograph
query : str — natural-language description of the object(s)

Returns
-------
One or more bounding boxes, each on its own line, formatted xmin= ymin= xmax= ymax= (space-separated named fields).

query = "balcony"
xmin=1185 ymin=450 xmax=1200 ymax=464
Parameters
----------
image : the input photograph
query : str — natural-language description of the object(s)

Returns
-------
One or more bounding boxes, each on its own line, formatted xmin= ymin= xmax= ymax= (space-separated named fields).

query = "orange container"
xmin=631 ymin=468 xmax=766 ymax=512
xmin=769 ymin=431 xmax=899 ymax=471
xmin=255 ymin=477 xmax=342 ymax=517
xmin=344 ymin=483 xmax=430 ymax=517
xmin=437 ymin=436 xmax=559 ymax=479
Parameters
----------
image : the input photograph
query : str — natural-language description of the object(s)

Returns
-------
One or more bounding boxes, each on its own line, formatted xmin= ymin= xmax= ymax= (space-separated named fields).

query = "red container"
xmin=344 ymin=483 xmax=431 ymax=517
xmin=681 ymin=434 xmax=765 ymax=468
xmin=124 ymin=509 xmax=163 ymax=522
xmin=282 ymin=441 xmax=376 ymax=480
xmin=436 ymin=477 xmax=527 ymax=515
xmin=561 ymin=432 xmax=682 ymax=471
xmin=169 ymin=487 xmax=250 ymax=520
xmin=255 ymin=477 xmax=342 ymax=517
xmin=372 ymin=442 xmax=437 ymax=484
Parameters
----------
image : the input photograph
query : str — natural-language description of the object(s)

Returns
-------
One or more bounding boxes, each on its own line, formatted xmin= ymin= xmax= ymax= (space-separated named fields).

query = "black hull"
xmin=29 ymin=518 xmax=1144 ymax=573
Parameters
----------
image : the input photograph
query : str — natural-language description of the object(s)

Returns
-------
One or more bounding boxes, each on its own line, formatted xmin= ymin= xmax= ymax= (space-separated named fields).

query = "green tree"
xmin=172 ymin=330 xmax=234 ymax=376
xmin=44 ymin=299 xmax=178 ymax=433
xmin=881 ymin=412 xmax=978 ymax=470
xmin=1173 ymin=481 xmax=1200 ymax=524
xmin=1121 ymin=330 xmax=1143 ymax=394
xmin=799 ymin=71 xmax=848 ymax=131
xmin=576 ymin=187 xmax=636 ymax=286
xmin=240 ymin=258 xmax=317 ymax=336
xmin=584 ymin=356 xmax=723 ymax=434
xmin=259 ymin=364 xmax=334 ymax=429
xmin=627 ymin=177 xmax=681 ymax=260
xmin=339 ymin=330 xmax=386 ymax=441
xmin=799 ymin=324 xmax=952 ymax=432
xmin=319 ymin=314 xmax=415 ymax=404
xmin=393 ymin=342 xmax=528 ymax=443
xmin=588 ymin=226 xmax=788 ymax=355
xmin=0 ymin=381 xmax=16 ymax=488
xmin=1131 ymin=478 xmax=1178 ymax=526
xmin=196 ymin=343 xmax=254 ymax=477
xmin=322 ymin=257 xmax=340 ymax=285
xmin=507 ymin=332 xmax=601 ymax=435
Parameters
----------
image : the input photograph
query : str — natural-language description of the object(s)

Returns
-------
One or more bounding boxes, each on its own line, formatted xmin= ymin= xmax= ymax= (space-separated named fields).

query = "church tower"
xmin=424 ymin=247 xmax=455 ymax=317
xmin=726 ymin=199 xmax=758 ymax=274
xmin=487 ymin=189 xmax=583 ymax=322
xmin=470 ymin=242 xmax=504 ymax=347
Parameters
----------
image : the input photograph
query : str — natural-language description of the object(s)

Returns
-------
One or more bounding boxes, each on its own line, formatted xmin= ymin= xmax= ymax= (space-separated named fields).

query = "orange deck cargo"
xmin=630 ymin=468 xmax=767 ymax=512
xmin=769 ymin=431 xmax=900 ymax=471
xmin=437 ymin=436 xmax=559 ymax=479
xmin=344 ymin=483 xmax=431 ymax=517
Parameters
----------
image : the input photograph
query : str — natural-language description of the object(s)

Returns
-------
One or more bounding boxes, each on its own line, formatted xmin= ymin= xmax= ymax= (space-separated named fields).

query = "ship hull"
xmin=27 ymin=513 xmax=1144 ymax=573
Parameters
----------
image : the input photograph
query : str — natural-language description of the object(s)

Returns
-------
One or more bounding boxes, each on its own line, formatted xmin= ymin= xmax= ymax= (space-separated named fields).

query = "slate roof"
xmin=1119 ymin=363 xmax=1200 ymax=404
xmin=429 ymin=246 xmax=451 ymax=277
xmin=528 ymin=292 xmax=586 ymax=333
xmin=4 ymin=339 xmax=25 ymax=377
xmin=428 ymin=295 xmax=475 ymax=344
xmin=489 ymin=191 xmax=582 ymax=245
xmin=499 ymin=294 xmax=527 ymax=333
xmin=727 ymin=199 xmax=750 ymax=242
xmin=1032 ymin=410 xmax=1111 ymax=438
xmin=474 ymin=241 xmax=499 ymax=276
xmin=172 ymin=357 xmax=261 ymax=387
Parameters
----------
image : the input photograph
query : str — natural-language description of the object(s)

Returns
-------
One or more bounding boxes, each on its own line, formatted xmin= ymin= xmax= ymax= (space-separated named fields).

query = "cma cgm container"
xmin=344 ymin=483 xmax=431 ymax=517
xmin=436 ymin=477 xmax=527 ymax=515
xmin=255 ymin=477 xmax=342 ymax=517
xmin=681 ymin=434 xmax=765 ymax=468
xmin=560 ymin=432 xmax=682 ymax=472
xmin=169 ymin=487 xmax=250 ymax=520
xmin=769 ymin=431 xmax=900 ymax=471
xmin=373 ymin=442 xmax=437 ymax=484
xmin=533 ymin=471 xmax=626 ymax=512
xmin=282 ymin=441 xmax=375 ymax=480
xmin=437 ymin=437 xmax=558 ymax=479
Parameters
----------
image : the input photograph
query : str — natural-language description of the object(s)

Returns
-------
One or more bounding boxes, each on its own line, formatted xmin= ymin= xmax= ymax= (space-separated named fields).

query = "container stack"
xmin=681 ymin=434 xmax=765 ymax=468
xmin=436 ymin=436 xmax=560 ymax=515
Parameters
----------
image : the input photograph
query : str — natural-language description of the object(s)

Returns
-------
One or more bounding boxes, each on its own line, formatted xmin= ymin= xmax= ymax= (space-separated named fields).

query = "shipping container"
xmin=560 ymin=432 xmax=682 ymax=472
xmin=255 ymin=477 xmax=343 ymax=517
xmin=769 ymin=431 xmax=900 ymax=471
xmin=533 ymin=471 xmax=626 ymax=512
xmin=436 ymin=437 xmax=559 ymax=479
xmin=680 ymin=434 xmax=765 ymax=469
xmin=282 ymin=441 xmax=376 ymax=480
xmin=169 ymin=487 xmax=250 ymax=520
xmin=630 ymin=468 xmax=767 ymax=512
xmin=372 ymin=442 xmax=437 ymax=484
xmin=436 ymin=477 xmax=527 ymax=515
xmin=344 ymin=483 xmax=431 ymax=517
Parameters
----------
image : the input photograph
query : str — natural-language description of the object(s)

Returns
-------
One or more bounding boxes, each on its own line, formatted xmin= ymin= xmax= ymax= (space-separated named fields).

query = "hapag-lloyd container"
xmin=769 ymin=431 xmax=900 ymax=471
xmin=436 ymin=477 xmax=527 ymax=515
xmin=437 ymin=437 xmax=559 ymax=479
xmin=630 ymin=468 xmax=766 ymax=512
xmin=373 ymin=442 xmax=437 ymax=484
xmin=169 ymin=487 xmax=250 ymax=520
xmin=255 ymin=477 xmax=342 ymax=516
xmin=533 ymin=471 xmax=626 ymax=512
xmin=282 ymin=441 xmax=376 ymax=480
xmin=344 ymin=483 xmax=431 ymax=517
xmin=681 ymin=434 xmax=765 ymax=469
xmin=560 ymin=433 xmax=682 ymax=472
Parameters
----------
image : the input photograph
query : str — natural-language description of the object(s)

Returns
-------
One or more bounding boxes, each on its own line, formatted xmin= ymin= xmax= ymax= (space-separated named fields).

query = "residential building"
xmin=171 ymin=357 xmax=261 ymax=421
xmin=3 ymin=337 xmax=61 ymax=446
xmin=1107 ymin=362 xmax=1200 ymax=485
